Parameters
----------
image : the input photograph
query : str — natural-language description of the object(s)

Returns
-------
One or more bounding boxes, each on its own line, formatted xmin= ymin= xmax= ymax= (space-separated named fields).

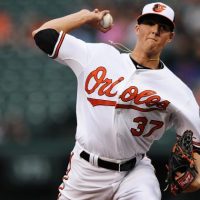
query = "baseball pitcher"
xmin=32 ymin=2 xmax=200 ymax=200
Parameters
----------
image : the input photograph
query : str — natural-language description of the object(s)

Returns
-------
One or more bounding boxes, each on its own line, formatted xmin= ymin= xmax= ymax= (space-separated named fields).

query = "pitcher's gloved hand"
xmin=165 ymin=130 xmax=198 ymax=195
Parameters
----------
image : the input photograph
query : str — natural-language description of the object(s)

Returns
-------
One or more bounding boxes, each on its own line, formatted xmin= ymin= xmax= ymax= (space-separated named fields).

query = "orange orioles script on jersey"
xmin=85 ymin=66 xmax=170 ymax=112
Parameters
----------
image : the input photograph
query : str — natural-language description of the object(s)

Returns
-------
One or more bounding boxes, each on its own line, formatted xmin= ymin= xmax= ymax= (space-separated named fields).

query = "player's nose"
xmin=151 ymin=24 xmax=160 ymax=35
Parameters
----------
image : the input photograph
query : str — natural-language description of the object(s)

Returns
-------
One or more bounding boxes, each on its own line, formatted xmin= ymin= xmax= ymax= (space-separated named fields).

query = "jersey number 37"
xmin=131 ymin=117 xmax=164 ymax=137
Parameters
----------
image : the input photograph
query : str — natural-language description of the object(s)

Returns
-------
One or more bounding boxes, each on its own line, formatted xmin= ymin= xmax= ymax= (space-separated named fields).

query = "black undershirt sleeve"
xmin=33 ymin=28 xmax=59 ymax=55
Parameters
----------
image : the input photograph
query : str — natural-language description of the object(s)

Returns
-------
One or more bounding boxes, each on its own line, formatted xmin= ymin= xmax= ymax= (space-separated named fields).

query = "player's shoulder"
xmin=163 ymin=63 xmax=193 ymax=95
xmin=64 ymin=33 xmax=121 ymax=55
xmin=87 ymin=42 xmax=121 ymax=55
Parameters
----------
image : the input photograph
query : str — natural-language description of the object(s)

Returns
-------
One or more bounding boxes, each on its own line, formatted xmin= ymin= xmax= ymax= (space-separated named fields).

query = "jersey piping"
xmin=129 ymin=55 xmax=164 ymax=70
xmin=49 ymin=31 xmax=66 ymax=59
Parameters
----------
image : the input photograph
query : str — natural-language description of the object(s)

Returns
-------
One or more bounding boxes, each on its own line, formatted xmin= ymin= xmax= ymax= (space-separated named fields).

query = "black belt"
xmin=80 ymin=151 xmax=143 ymax=172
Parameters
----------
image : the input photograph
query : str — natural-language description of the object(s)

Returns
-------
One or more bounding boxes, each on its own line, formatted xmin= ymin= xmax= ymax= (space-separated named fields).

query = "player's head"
xmin=137 ymin=2 xmax=175 ymax=32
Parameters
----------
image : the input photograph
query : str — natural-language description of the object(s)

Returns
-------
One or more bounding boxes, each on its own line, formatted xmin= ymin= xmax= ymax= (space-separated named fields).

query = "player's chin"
xmin=145 ymin=42 xmax=157 ymax=50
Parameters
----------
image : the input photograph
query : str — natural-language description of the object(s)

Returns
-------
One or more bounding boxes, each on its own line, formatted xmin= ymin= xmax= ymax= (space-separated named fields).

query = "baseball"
xmin=100 ymin=13 xmax=113 ymax=29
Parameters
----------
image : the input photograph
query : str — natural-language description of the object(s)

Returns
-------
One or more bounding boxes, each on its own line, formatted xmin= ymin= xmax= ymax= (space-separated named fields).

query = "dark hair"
xmin=138 ymin=14 xmax=174 ymax=32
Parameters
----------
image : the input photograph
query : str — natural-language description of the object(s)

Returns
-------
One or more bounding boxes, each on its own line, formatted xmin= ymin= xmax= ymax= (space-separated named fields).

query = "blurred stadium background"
xmin=0 ymin=0 xmax=199 ymax=199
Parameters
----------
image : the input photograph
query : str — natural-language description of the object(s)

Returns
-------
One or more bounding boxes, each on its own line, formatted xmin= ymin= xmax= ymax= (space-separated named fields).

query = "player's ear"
xmin=135 ymin=24 xmax=140 ymax=35
xmin=167 ymin=32 xmax=175 ymax=43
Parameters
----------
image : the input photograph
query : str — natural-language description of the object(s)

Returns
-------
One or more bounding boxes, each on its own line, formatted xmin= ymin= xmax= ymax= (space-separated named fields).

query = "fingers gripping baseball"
xmin=99 ymin=13 xmax=113 ymax=30
xmin=89 ymin=9 xmax=113 ymax=32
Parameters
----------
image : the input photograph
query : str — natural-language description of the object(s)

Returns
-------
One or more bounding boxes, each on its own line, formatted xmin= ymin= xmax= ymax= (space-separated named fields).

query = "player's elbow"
xmin=32 ymin=26 xmax=47 ymax=38
xmin=32 ymin=29 xmax=59 ymax=55
xmin=32 ymin=29 xmax=38 ymax=38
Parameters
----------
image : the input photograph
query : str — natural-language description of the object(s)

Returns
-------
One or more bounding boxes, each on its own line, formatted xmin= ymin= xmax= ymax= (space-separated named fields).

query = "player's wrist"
xmin=79 ymin=9 xmax=95 ymax=24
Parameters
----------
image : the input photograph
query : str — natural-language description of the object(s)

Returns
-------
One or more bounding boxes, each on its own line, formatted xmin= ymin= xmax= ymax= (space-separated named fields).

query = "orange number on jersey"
xmin=131 ymin=117 xmax=148 ymax=136
xmin=131 ymin=117 xmax=164 ymax=137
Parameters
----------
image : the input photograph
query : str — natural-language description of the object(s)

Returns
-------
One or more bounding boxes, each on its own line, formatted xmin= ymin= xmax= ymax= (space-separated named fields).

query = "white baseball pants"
xmin=57 ymin=143 xmax=161 ymax=200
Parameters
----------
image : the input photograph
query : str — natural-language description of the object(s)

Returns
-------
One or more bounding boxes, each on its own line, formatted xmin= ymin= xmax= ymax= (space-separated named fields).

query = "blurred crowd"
xmin=0 ymin=1 xmax=199 ymax=199
xmin=0 ymin=0 xmax=199 ymax=143
xmin=1 ymin=0 xmax=199 ymax=84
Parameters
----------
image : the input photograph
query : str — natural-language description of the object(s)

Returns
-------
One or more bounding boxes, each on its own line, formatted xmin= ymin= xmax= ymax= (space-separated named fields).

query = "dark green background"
xmin=0 ymin=0 xmax=199 ymax=199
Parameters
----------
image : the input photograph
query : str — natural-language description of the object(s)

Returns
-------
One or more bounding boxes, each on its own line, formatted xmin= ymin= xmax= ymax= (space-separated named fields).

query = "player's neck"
xmin=130 ymin=50 xmax=160 ymax=69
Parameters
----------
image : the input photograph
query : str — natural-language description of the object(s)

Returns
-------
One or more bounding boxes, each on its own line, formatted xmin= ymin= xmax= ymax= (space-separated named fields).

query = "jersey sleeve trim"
xmin=48 ymin=31 xmax=65 ymax=59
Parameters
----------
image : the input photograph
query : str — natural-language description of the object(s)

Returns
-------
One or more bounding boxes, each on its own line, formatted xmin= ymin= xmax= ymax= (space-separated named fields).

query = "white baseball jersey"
xmin=51 ymin=31 xmax=200 ymax=160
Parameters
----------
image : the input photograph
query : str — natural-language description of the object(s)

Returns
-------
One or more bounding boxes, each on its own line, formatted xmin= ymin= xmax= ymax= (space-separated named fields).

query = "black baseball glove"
xmin=164 ymin=130 xmax=198 ymax=195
